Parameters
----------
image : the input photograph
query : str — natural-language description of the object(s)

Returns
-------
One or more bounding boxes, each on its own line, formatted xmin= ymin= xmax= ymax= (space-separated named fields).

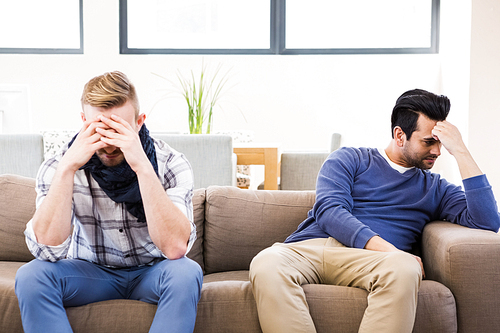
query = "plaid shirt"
xmin=25 ymin=138 xmax=196 ymax=268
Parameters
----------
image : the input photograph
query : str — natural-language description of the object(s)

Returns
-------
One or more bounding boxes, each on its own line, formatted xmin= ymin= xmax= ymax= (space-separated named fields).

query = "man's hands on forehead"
xmin=93 ymin=114 xmax=149 ymax=173
xmin=62 ymin=114 xmax=149 ymax=173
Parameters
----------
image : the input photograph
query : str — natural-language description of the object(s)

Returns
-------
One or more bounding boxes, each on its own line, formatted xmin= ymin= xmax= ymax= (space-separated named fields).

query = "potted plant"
xmin=177 ymin=63 xmax=231 ymax=134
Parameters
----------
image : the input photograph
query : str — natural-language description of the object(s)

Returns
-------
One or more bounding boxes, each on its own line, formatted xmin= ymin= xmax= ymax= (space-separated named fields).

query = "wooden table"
xmin=233 ymin=144 xmax=280 ymax=190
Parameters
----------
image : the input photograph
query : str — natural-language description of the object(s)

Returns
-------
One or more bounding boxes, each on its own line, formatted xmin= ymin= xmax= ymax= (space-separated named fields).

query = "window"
xmin=0 ymin=0 xmax=83 ymax=54
xmin=120 ymin=0 xmax=439 ymax=55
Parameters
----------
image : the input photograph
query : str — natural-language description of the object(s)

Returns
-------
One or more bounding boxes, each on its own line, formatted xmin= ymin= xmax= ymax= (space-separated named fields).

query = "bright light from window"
xmin=0 ymin=0 xmax=81 ymax=49
xmin=286 ymin=0 xmax=432 ymax=49
xmin=127 ymin=0 xmax=270 ymax=49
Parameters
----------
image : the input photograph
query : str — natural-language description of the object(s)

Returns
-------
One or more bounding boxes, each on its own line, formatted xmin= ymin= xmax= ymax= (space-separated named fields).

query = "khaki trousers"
xmin=249 ymin=238 xmax=422 ymax=333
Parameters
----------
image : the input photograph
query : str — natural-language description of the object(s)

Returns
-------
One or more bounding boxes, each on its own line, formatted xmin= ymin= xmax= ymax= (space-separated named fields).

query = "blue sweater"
xmin=285 ymin=147 xmax=500 ymax=251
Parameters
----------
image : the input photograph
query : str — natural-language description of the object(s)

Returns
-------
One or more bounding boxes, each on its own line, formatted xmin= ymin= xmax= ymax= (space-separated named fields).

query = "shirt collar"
xmin=378 ymin=148 xmax=415 ymax=174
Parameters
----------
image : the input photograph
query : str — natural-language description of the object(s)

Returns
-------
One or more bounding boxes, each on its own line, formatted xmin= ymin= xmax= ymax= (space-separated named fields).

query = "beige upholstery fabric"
xmin=423 ymin=221 xmax=500 ymax=333
xmin=0 ymin=175 xmax=36 ymax=262
xmin=204 ymin=186 xmax=315 ymax=274
xmin=66 ymin=299 xmax=156 ymax=333
xmin=0 ymin=262 xmax=25 ymax=332
xmin=306 ymin=280 xmax=456 ymax=333
xmin=195 ymin=271 xmax=261 ymax=333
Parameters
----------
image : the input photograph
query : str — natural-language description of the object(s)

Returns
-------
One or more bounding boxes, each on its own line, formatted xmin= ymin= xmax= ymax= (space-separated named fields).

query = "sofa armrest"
xmin=422 ymin=221 xmax=500 ymax=333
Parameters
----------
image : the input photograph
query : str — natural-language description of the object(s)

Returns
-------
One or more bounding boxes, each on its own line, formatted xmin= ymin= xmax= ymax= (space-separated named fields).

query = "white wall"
xmin=469 ymin=0 xmax=500 ymax=199
xmin=0 ymin=0 xmax=477 ymax=186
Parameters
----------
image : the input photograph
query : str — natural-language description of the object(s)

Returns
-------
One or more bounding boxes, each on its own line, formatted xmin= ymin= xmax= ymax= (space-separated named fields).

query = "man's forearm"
xmin=453 ymin=149 xmax=483 ymax=180
xmin=136 ymin=163 xmax=191 ymax=260
xmin=32 ymin=166 xmax=75 ymax=246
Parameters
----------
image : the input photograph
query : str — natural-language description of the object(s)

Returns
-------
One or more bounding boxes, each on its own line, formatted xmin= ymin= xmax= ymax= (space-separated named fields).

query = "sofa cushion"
xmin=305 ymin=280 xmax=456 ymax=333
xmin=200 ymin=271 xmax=456 ymax=333
xmin=186 ymin=188 xmax=205 ymax=271
xmin=204 ymin=186 xmax=315 ymax=274
xmin=0 ymin=262 xmax=25 ymax=332
xmin=0 ymin=175 xmax=36 ymax=262
xmin=153 ymin=134 xmax=234 ymax=189
xmin=0 ymin=134 xmax=44 ymax=178
xmin=196 ymin=271 xmax=261 ymax=333
xmin=66 ymin=299 xmax=156 ymax=333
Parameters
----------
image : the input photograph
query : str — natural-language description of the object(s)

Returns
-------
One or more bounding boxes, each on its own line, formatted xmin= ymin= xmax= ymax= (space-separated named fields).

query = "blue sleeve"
xmin=312 ymin=148 xmax=378 ymax=248
xmin=439 ymin=174 xmax=500 ymax=232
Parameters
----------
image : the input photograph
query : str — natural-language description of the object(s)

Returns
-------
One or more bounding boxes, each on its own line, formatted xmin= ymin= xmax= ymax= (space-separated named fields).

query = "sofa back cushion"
xmin=0 ymin=134 xmax=44 ymax=178
xmin=0 ymin=174 xmax=36 ymax=261
xmin=152 ymin=134 xmax=234 ymax=189
xmin=204 ymin=186 xmax=315 ymax=274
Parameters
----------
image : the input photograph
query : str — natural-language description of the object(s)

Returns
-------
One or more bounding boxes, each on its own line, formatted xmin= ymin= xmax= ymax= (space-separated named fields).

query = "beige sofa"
xmin=1 ymin=174 xmax=500 ymax=333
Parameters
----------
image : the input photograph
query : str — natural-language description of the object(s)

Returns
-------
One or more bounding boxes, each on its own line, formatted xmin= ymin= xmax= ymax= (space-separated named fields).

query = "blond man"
xmin=15 ymin=71 xmax=202 ymax=333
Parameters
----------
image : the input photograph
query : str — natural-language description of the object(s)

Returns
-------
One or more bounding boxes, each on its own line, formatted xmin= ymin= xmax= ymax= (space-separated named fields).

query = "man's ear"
xmin=80 ymin=112 xmax=86 ymax=122
xmin=136 ymin=113 xmax=146 ymax=131
xmin=394 ymin=127 xmax=406 ymax=147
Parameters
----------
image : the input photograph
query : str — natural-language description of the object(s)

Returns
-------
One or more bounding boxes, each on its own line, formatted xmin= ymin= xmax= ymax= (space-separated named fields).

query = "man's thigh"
xmin=320 ymin=238 xmax=422 ymax=289
xmin=18 ymin=259 xmax=128 ymax=307
xmin=129 ymin=257 xmax=203 ymax=304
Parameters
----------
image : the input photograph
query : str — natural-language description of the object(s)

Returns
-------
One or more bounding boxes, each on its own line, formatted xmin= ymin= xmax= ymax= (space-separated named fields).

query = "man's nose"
xmin=431 ymin=143 xmax=442 ymax=156
xmin=103 ymin=146 xmax=116 ymax=154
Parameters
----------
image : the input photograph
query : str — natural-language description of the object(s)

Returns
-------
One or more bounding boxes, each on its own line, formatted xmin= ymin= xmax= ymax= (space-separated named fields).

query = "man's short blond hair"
xmin=81 ymin=71 xmax=140 ymax=118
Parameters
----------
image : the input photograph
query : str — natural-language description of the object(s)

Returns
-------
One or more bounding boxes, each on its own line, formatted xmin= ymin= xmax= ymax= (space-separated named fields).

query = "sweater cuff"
xmin=353 ymin=227 xmax=378 ymax=249
xmin=463 ymin=174 xmax=489 ymax=191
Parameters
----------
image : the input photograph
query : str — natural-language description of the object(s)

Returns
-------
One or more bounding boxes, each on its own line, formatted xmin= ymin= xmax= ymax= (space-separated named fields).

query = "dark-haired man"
xmin=15 ymin=71 xmax=203 ymax=333
xmin=250 ymin=89 xmax=500 ymax=333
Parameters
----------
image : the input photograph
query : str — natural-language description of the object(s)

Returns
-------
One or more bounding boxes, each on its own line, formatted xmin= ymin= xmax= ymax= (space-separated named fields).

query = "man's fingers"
xmin=98 ymin=114 xmax=132 ymax=134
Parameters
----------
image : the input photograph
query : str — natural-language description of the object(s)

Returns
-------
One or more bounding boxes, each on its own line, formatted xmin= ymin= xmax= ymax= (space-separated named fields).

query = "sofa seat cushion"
xmin=0 ymin=262 xmax=24 ymax=332
xmin=202 ymin=271 xmax=457 ymax=333
xmin=196 ymin=271 xmax=260 ymax=333
xmin=66 ymin=299 xmax=156 ymax=333
xmin=2 ymin=263 xmax=456 ymax=333
xmin=305 ymin=280 xmax=457 ymax=333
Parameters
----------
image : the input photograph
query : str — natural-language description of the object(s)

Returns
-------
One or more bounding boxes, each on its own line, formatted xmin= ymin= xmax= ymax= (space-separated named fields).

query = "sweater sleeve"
xmin=312 ymin=148 xmax=378 ymax=248
xmin=439 ymin=174 xmax=500 ymax=232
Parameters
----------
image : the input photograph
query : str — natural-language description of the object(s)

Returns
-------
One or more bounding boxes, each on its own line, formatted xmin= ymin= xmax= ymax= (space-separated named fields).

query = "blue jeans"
xmin=15 ymin=257 xmax=203 ymax=333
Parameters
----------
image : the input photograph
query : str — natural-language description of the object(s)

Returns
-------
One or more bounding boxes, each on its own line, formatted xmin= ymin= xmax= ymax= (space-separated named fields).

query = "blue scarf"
xmin=68 ymin=125 xmax=158 ymax=222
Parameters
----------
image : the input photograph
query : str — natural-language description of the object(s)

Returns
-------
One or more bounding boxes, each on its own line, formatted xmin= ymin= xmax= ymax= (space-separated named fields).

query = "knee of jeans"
xmin=160 ymin=257 xmax=203 ymax=290
xmin=15 ymin=260 xmax=55 ymax=296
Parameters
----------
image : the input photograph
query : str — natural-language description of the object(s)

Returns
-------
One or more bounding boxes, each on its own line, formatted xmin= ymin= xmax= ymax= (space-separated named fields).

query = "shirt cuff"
xmin=353 ymin=226 xmax=378 ymax=249
xmin=463 ymin=174 xmax=489 ymax=191
xmin=25 ymin=220 xmax=71 ymax=262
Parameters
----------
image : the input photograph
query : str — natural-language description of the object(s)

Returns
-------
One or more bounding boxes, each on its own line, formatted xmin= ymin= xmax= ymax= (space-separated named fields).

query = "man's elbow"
xmin=162 ymin=242 xmax=188 ymax=260
xmin=490 ymin=216 xmax=500 ymax=233
xmin=476 ymin=214 xmax=500 ymax=233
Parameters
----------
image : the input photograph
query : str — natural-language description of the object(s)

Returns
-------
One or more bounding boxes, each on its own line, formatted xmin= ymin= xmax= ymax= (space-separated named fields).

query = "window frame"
xmin=119 ymin=0 xmax=440 ymax=55
xmin=0 ymin=0 xmax=84 ymax=55
xmin=119 ymin=0 xmax=280 ymax=55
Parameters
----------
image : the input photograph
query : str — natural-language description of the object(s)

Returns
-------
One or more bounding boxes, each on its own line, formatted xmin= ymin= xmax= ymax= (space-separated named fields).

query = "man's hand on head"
xmin=431 ymin=121 xmax=467 ymax=156
xmin=59 ymin=117 xmax=108 ymax=173
xmin=95 ymin=114 xmax=150 ymax=173
xmin=432 ymin=120 xmax=483 ymax=179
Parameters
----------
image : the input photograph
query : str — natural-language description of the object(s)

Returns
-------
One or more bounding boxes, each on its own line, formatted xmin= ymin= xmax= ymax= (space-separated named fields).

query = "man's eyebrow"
xmin=423 ymin=137 xmax=438 ymax=142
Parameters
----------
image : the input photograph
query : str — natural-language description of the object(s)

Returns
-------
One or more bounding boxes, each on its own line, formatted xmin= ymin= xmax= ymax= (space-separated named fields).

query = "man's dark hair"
xmin=391 ymin=89 xmax=451 ymax=139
